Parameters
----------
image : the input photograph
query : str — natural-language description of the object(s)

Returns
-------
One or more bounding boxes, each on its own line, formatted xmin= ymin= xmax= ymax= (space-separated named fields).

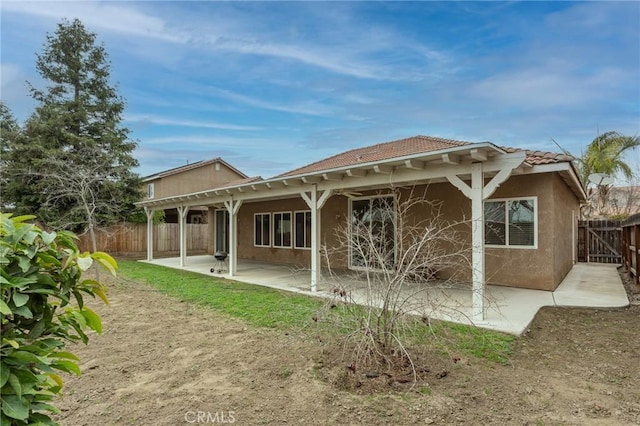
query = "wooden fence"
xmin=622 ymin=213 xmax=640 ymax=287
xmin=577 ymin=220 xmax=622 ymax=264
xmin=77 ymin=223 xmax=209 ymax=256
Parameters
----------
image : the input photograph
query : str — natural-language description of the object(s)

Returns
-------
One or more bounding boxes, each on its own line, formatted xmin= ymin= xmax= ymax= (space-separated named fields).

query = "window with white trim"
xmin=484 ymin=197 xmax=537 ymax=248
xmin=254 ymin=213 xmax=271 ymax=247
xmin=147 ymin=183 xmax=155 ymax=199
xmin=294 ymin=211 xmax=312 ymax=249
xmin=273 ymin=212 xmax=292 ymax=248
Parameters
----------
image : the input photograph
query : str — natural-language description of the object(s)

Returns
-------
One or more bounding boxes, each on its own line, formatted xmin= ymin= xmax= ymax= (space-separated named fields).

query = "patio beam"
xmin=223 ymin=198 xmax=243 ymax=277
xmin=445 ymin=151 xmax=526 ymax=322
xmin=177 ymin=205 xmax=190 ymax=267
xmin=441 ymin=153 xmax=460 ymax=165
xmin=470 ymin=148 xmax=488 ymax=162
xmin=404 ymin=159 xmax=424 ymax=170
xmin=302 ymin=176 xmax=322 ymax=184
xmin=322 ymin=172 xmax=343 ymax=181
xmin=144 ymin=207 xmax=154 ymax=261
xmin=301 ymin=186 xmax=333 ymax=291
xmin=373 ymin=164 xmax=393 ymax=174
xmin=346 ymin=169 xmax=367 ymax=177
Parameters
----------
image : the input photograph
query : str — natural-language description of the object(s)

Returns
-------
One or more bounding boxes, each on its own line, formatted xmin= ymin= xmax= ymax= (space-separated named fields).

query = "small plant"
xmin=278 ymin=367 xmax=293 ymax=379
xmin=417 ymin=386 xmax=432 ymax=396
xmin=0 ymin=213 xmax=115 ymax=425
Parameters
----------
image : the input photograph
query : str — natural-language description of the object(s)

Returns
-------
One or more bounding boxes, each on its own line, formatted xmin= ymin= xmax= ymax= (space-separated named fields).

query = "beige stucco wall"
xmin=552 ymin=173 xmax=580 ymax=287
xmin=232 ymin=172 xmax=579 ymax=291
xmin=485 ymin=174 xmax=555 ymax=290
xmin=484 ymin=173 xmax=580 ymax=290
xmin=144 ymin=162 xmax=244 ymax=200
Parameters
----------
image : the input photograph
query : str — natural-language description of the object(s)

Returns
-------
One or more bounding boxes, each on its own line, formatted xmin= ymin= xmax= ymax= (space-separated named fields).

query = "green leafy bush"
xmin=1 ymin=213 xmax=115 ymax=425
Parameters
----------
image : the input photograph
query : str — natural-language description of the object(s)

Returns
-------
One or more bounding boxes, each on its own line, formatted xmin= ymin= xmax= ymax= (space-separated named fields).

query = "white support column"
xmin=223 ymin=198 xmax=243 ymax=277
xmin=301 ymin=186 xmax=332 ymax=292
xmin=445 ymin=152 xmax=525 ymax=322
xmin=470 ymin=163 xmax=484 ymax=321
xmin=177 ymin=206 xmax=189 ymax=267
xmin=144 ymin=207 xmax=154 ymax=262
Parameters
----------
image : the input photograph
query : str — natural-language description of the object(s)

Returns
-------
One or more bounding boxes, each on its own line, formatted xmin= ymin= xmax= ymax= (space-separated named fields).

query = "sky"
xmin=1 ymin=1 xmax=639 ymax=179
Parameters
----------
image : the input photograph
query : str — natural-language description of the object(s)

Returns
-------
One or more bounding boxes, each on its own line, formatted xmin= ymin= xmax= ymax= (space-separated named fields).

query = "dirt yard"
xmin=56 ymin=270 xmax=640 ymax=425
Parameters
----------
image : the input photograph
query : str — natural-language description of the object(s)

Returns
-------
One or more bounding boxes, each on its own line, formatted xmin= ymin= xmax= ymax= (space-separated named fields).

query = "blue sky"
xmin=1 ymin=1 xmax=639 ymax=179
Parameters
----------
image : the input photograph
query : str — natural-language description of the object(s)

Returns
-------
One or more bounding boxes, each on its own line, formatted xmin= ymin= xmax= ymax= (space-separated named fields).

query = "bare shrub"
xmin=315 ymin=186 xmax=472 ymax=378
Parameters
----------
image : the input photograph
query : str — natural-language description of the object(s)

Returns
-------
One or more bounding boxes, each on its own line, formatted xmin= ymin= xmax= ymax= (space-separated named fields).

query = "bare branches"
xmin=317 ymin=186 xmax=472 ymax=378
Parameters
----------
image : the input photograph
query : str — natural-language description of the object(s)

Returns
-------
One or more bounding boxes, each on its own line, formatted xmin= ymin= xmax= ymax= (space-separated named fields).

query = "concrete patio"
xmin=141 ymin=256 xmax=629 ymax=335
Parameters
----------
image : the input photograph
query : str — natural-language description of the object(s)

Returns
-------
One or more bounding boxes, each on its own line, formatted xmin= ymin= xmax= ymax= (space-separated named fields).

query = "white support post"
xmin=301 ymin=187 xmax=332 ymax=292
xmin=144 ymin=207 xmax=154 ymax=262
xmin=470 ymin=163 xmax=484 ymax=321
xmin=445 ymin=152 xmax=525 ymax=322
xmin=177 ymin=206 xmax=189 ymax=267
xmin=224 ymin=198 xmax=243 ymax=277
xmin=310 ymin=188 xmax=319 ymax=292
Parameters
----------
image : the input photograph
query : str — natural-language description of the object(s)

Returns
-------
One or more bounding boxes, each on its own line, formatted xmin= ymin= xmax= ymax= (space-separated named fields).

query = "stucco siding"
xmin=230 ymin=172 xmax=575 ymax=291
xmin=485 ymin=173 xmax=555 ymax=290
xmin=551 ymin=173 xmax=580 ymax=287
xmin=144 ymin=163 xmax=244 ymax=200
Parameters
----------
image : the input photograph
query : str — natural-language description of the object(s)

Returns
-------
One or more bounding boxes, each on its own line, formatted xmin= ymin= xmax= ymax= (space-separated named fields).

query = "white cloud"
xmin=471 ymin=64 xmax=632 ymax=109
xmin=208 ymin=37 xmax=391 ymax=80
xmin=1 ymin=1 xmax=186 ymax=43
xmin=205 ymin=87 xmax=337 ymax=117
xmin=125 ymin=114 xmax=261 ymax=131
xmin=143 ymin=135 xmax=292 ymax=150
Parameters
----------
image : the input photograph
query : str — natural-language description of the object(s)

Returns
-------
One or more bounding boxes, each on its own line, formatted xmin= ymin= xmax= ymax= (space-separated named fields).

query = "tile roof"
xmin=278 ymin=135 xmax=471 ymax=177
xmin=502 ymin=147 xmax=574 ymax=165
xmin=278 ymin=135 xmax=574 ymax=177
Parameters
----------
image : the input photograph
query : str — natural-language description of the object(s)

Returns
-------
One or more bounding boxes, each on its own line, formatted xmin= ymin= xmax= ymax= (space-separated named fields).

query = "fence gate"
xmin=577 ymin=220 xmax=622 ymax=263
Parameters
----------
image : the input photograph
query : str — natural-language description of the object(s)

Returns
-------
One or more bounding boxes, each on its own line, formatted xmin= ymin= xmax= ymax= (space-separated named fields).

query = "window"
xmin=294 ymin=211 xmax=312 ymax=249
xmin=273 ymin=212 xmax=292 ymax=248
xmin=484 ymin=198 xmax=537 ymax=248
xmin=147 ymin=183 xmax=155 ymax=199
xmin=254 ymin=213 xmax=270 ymax=247
xmin=349 ymin=196 xmax=396 ymax=269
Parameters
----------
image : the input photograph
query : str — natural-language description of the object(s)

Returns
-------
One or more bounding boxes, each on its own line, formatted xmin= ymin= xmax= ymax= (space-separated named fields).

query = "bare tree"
xmin=316 ymin=187 xmax=472 ymax=379
xmin=33 ymin=147 xmax=126 ymax=278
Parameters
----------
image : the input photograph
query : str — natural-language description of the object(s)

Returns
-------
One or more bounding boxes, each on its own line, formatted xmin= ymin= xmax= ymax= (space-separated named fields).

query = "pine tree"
xmin=4 ymin=18 xmax=141 ymax=230
xmin=0 ymin=102 xmax=24 ymax=211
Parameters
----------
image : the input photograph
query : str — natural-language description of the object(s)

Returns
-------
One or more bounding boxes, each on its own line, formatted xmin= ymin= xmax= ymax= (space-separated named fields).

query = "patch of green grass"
xmin=116 ymin=260 xmax=323 ymax=330
xmin=429 ymin=322 xmax=515 ymax=365
xmin=116 ymin=260 xmax=515 ymax=364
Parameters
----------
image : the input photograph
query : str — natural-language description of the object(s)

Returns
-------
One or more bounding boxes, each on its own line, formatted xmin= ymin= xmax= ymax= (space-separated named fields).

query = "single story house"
xmin=137 ymin=135 xmax=586 ymax=321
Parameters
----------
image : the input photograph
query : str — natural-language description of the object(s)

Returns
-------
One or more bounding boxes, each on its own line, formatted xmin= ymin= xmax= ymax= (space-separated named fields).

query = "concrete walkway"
xmin=142 ymin=256 xmax=629 ymax=335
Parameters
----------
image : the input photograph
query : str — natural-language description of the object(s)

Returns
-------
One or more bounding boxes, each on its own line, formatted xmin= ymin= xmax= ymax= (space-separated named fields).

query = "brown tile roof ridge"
xmin=501 ymin=146 xmax=574 ymax=165
xmin=276 ymin=135 xmax=474 ymax=177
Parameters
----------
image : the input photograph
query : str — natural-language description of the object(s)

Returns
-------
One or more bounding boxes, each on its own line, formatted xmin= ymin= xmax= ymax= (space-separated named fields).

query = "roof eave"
xmin=134 ymin=143 xmax=513 ymax=208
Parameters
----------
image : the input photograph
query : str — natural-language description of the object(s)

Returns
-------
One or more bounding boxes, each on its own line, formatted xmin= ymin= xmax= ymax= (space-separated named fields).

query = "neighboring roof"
xmin=278 ymin=135 xmax=470 ymax=177
xmin=142 ymin=157 xmax=249 ymax=182
xmin=278 ymin=135 xmax=574 ymax=178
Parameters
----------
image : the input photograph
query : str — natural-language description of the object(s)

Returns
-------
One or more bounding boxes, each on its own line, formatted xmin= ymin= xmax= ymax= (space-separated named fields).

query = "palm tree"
xmin=580 ymin=131 xmax=640 ymax=185
xmin=579 ymin=132 xmax=639 ymax=215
